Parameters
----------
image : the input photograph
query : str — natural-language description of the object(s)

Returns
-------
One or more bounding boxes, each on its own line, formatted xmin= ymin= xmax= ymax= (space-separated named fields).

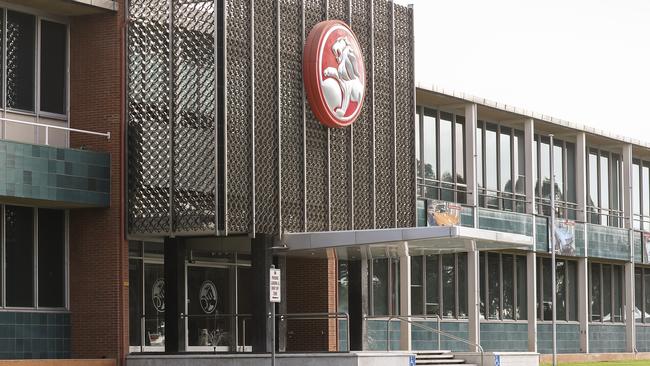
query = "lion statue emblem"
xmin=321 ymin=37 xmax=364 ymax=119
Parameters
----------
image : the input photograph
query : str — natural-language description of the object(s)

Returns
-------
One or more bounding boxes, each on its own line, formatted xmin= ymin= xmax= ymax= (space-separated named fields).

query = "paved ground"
xmin=542 ymin=361 xmax=650 ymax=366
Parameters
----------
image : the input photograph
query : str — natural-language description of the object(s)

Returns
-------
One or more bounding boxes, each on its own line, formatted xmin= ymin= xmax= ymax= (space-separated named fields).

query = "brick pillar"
xmin=68 ymin=3 xmax=127 ymax=364
xmin=285 ymin=252 xmax=338 ymax=352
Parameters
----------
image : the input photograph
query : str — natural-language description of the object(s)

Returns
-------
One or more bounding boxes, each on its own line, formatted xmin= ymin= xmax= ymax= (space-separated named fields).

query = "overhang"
xmin=282 ymin=225 xmax=533 ymax=255
xmin=3 ymin=0 xmax=117 ymax=16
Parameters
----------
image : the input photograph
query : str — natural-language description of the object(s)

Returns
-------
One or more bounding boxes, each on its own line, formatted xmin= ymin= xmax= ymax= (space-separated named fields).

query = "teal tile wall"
xmin=478 ymin=208 xmax=533 ymax=236
xmin=338 ymin=319 xmax=348 ymax=351
xmin=588 ymin=324 xmax=626 ymax=353
xmin=537 ymin=323 xmax=580 ymax=354
xmin=634 ymin=231 xmax=643 ymax=263
xmin=0 ymin=140 xmax=109 ymax=207
xmin=536 ymin=216 xmax=549 ymax=252
xmin=636 ymin=325 xmax=650 ymax=352
xmin=367 ymin=319 xmax=400 ymax=351
xmin=0 ymin=312 xmax=70 ymax=359
xmin=587 ymin=224 xmax=630 ymax=261
xmin=574 ymin=223 xmax=586 ymax=257
xmin=412 ymin=321 xmax=468 ymax=352
xmin=480 ymin=322 xmax=528 ymax=352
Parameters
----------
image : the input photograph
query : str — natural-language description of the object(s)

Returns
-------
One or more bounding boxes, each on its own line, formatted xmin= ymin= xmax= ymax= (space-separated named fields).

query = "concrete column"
xmin=576 ymin=133 xmax=588 ymax=222
xmin=524 ymin=119 xmax=535 ymax=214
xmin=163 ymin=236 xmax=186 ymax=353
xmin=465 ymin=103 xmax=478 ymax=218
xmin=467 ymin=244 xmax=480 ymax=351
xmin=622 ymin=143 xmax=635 ymax=352
xmin=578 ymin=257 xmax=589 ymax=353
xmin=251 ymin=234 xmax=274 ymax=353
xmin=527 ymin=252 xmax=537 ymax=352
xmin=399 ymin=243 xmax=412 ymax=351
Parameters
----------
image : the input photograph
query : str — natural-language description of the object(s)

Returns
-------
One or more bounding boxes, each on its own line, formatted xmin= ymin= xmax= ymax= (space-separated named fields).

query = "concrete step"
xmin=415 ymin=359 xmax=466 ymax=365
xmin=416 ymin=354 xmax=455 ymax=360
xmin=415 ymin=350 xmax=452 ymax=355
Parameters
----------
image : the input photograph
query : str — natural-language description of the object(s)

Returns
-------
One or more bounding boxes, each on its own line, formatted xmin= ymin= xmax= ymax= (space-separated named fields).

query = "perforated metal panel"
xmin=127 ymin=0 xmax=415 ymax=237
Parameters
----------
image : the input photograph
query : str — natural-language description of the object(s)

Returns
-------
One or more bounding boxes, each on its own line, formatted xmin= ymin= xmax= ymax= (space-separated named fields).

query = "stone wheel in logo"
xmin=152 ymin=278 xmax=165 ymax=313
xmin=199 ymin=280 xmax=218 ymax=314
xmin=304 ymin=20 xmax=366 ymax=128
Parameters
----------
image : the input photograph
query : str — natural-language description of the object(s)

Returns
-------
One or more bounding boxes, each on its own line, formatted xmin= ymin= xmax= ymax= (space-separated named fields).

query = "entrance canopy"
xmin=282 ymin=225 xmax=534 ymax=255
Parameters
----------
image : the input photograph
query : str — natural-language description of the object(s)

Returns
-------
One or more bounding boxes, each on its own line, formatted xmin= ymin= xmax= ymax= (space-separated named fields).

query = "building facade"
xmin=0 ymin=0 xmax=648 ymax=365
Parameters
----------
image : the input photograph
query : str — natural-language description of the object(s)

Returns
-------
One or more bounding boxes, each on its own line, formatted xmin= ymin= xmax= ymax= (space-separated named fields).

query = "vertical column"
xmin=163 ymin=237 xmax=186 ymax=353
xmin=578 ymin=257 xmax=589 ymax=352
xmin=623 ymin=143 xmax=635 ymax=352
xmin=399 ymin=243 xmax=412 ymax=351
xmin=527 ymin=252 xmax=537 ymax=352
xmin=251 ymin=233 xmax=274 ymax=352
xmin=524 ymin=119 xmax=535 ymax=214
xmin=576 ymin=133 xmax=588 ymax=222
xmin=465 ymin=103 xmax=478 ymax=220
xmin=467 ymin=244 xmax=480 ymax=351
xmin=348 ymin=257 xmax=369 ymax=351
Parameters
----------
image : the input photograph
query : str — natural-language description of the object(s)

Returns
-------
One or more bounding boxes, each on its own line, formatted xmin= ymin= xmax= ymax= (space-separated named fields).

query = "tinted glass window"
xmin=423 ymin=109 xmax=437 ymax=181
xmin=40 ymin=21 xmax=67 ymax=114
xmin=37 ymin=209 xmax=65 ymax=307
xmin=6 ymin=205 xmax=34 ymax=307
xmin=553 ymin=143 xmax=564 ymax=200
xmin=7 ymin=11 xmax=35 ymax=111
xmin=426 ymin=255 xmax=439 ymax=316
xmin=502 ymin=254 xmax=514 ymax=319
xmin=516 ymin=256 xmax=527 ymax=320
xmin=487 ymin=253 xmax=500 ymax=319
xmin=441 ymin=254 xmax=455 ymax=318
xmin=372 ymin=259 xmax=388 ymax=315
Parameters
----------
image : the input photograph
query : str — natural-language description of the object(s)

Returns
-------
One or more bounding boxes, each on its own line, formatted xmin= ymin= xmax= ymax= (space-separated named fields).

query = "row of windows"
xmin=635 ymin=267 xmax=650 ymax=323
xmin=1 ymin=206 xmax=66 ymax=309
xmin=345 ymin=252 xmax=626 ymax=324
xmin=0 ymin=9 xmax=67 ymax=115
xmin=415 ymin=106 xmax=627 ymax=228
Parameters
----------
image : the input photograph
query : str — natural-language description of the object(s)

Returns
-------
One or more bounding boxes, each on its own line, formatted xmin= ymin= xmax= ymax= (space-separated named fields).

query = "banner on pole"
xmin=553 ymin=220 xmax=576 ymax=256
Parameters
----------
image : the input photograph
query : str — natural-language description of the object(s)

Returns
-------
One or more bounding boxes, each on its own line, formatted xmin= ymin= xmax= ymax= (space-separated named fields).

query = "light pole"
xmin=549 ymin=134 xmax=557 ymax=366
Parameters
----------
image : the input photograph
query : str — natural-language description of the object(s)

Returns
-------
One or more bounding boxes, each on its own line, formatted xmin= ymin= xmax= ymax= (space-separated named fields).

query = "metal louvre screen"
xmin=127 ymin=0 xmax=415 ymax=237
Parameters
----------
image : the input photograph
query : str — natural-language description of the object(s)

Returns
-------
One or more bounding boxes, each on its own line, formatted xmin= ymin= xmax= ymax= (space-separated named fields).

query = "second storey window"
xmin=633 ymin=159 xmax=650 ymax=231
xmin=534 ymin=136 xmax=577 ymax=219
xmin=415 ymin=106 xmax=466 ymax=204
xmin=589 ymin=261 xmax=624 ymax=323
xmin=587 ymin=148 xmax=622 ymax=227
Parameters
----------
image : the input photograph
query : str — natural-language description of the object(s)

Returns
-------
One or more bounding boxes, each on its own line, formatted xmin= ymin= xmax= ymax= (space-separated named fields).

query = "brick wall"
xmin=68 ymin=1 xmax=127 ymax=364
xmin=285 ymin=254 xmax=338 ymax=352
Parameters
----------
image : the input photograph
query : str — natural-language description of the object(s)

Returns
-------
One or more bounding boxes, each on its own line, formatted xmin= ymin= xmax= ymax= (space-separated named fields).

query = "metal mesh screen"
xmin=372 ymin=0 xmax=395 ymax=229
xmin=127 ymin=0 xmax=415 ymax=236
xmin=394 ymin=5 xmax=415 ymax=228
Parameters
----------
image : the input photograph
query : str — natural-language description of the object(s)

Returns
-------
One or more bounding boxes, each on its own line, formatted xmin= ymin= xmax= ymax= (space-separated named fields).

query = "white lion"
xmin=322 ymin=37 xmax=364 ymax=118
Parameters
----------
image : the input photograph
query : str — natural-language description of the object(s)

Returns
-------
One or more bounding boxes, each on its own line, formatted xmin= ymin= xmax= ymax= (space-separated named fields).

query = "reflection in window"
xmin=411 ymin=253 xmax=467 ymax=319
xmin=370 ymin=257 xmax=399 ymax=316
xmin=7 ymin=11 xmax=36 ymax=111
xmin=37 ymin=209 xmax=65 ymax=307
xmin=479 ymin=252 xmax=527 ymax=321
xmin=589 ymin=262 xmax=624 ymax=323
xmin=535 ymin=137 xmax=577 ymax=218
xmin=40 ymin=21 xmax=67 ymax=115
xmin=587 ymin=148 xmax=622 ymax=227
xmin=6 ymin=205 xmax=34 ymax=307
xmin=537 ymin=257 xmax=578 ymax=321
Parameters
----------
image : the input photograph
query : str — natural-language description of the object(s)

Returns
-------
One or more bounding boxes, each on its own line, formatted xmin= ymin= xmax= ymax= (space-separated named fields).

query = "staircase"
xmin=415 ymin=351 xmax=477 ymax=366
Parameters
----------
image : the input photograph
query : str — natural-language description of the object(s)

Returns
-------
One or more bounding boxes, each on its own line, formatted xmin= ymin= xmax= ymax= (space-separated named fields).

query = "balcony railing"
xmin=0 ymin=117 xmax=110 ymax=147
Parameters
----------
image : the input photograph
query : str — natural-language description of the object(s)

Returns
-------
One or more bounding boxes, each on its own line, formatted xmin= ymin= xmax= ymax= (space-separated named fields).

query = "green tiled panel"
xmin=461 ymin=206 xmax=474 ymax=228
xmin=0 ymin=140 xmax=109 ymax=207
xmin=636 ymin=325 xmax=650 ymax=352
xmin=367 ymin=319 xmax=400 ymax=351
xmin=537 ymin=323 xmax=580 ymax=354
xmin=480 ymin=322 xmax=528 ymax=352
xmin=338 ymin=319 xmax=348 ymax=351
xmin=478 ymin=208 xmax=533 ymax=236
xmin=588 ymin=224 xmax=630 ymax=261
xmin=574 ymin=223 xmax=586 ymax=257
xmin=412 ymin=321 xmax=468 ymax=352
xmin=536 ymin=216 xmax=549 ymax=252
xmin=635 ymin=232 xmax=643 ymax=263
xmin=0 ymin=312 xmax=70 ymax=359
xmin=589 ymin=324 xmax=626 ymax=353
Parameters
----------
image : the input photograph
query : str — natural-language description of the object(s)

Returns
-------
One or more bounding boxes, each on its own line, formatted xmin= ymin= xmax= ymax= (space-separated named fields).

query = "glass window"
xmin=485 ymin=125 xmax=498 ymax=208
xmin=440 ymin=113 xmax=454 ymax=201
xmin=500 ymin=128 xmax=512 ymax=211
xmin=40 ymin=20 xmax=67 ymax=114
xmin=644 ymin=164 xmax=650 ymax=230
xmin=568 ymin=261 xmax=578 ymax=321
xmin=566 ymin=143 xmax=576 ymax=204
xmin=633 ymin=162 xmax=641 ymax=229
xmin=441 ymin=254 xmax=455 ymax=318
xmin=516 ymin=256 xmax=527 ymax=320
xmin=37 ymin=209 xmax=65 ymax=307
xmin=372 ymin=258 xmax=389 ymax=316
xmin=411 ymin=256 xmax=423 ymax=315
xmin=612 ymin=265 xmax=623 ymax=322
xmin=338 ymin=260 xmax=349 ymax=314
xmin=6 ymin=205 xmax=34 ymax=307
xmin=458 ymin=253 xmax=467 ymax=318
xmin=502 ymin=254 xmax=514 ymax=319
xmin=455 ymin=117 xmax=465 ymax=184
xmin=539 ymin=139 xmax=550 ymax=200
xmin=636 ymin=267 xmax=643 ymax=324
xmin=514 ymin=130 xmax=526 ymax=195
xmin=187 ymin=266 xmax=232 ymax=347
xmin=416 ymin=109 xmax=421 ymax=176
xmin=144 ymin=263 xmax=165 ymax=347
xmin=588 ymin=152 xmax=599 ymax=223
xmin=600 ymin=154 xmax=610 ymax=225
xmin=487 ymin=253 xmax=500 ymax=319
xmin=7 ymin=11 xmax=35 ymax=111
xmin=556 ymin=260 xmax=566 ymax=321
xmin=645 ymin=268 xmax=650 ymax=323
xmin=590 ymin=262 xmax=601 ymax=321
xmin=423 ymin=109 xmax=437 ymax=182
xmin=553 ymin=143 xmax=564 ymax=201
xmin=426 ymin=255 xmax=439 ymax=316
xmin=541 ymin=258 xmax=552 ymax=320
xmin=129 ymin=258 xmax=143 ymax=347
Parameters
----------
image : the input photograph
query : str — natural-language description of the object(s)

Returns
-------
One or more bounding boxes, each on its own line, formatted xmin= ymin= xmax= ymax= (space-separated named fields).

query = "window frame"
xmin=534 ymin=135 xmax=578 ymax=219
xmin=588 ymin=261 xmax=625 ymax=323
xmin=480 ymin=252 xmax=528 ymax=321
xmin=586 ymin=147 xmax=624 ymax=227
xmin=536 ymin=256 xmax=578 ymax=322
xmin=410 ymin=253 xmax=467 ymax=319
xmin=1 ymin=205 xmax=69 ymax=311
xmin=415 ymin=105 xmax=467 ymax=204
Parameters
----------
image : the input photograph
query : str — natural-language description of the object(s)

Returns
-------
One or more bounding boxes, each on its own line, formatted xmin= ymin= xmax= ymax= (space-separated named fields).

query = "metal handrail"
xmin=382 ymin=315 xmax=484 ymax=366
xmin=277 ymin=312 xmax=350 ymax=352
xmin=0 ymin=116 xmax=111 ymax=145
xmin=180 ymin=313 xmax=253 ymax=352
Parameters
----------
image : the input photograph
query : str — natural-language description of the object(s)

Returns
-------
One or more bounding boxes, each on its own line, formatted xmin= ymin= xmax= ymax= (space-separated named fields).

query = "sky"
xmin=394 ymin=0 xmax=650 ymax=142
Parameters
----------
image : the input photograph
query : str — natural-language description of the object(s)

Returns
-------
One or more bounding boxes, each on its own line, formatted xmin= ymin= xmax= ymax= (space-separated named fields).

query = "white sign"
xmin=270 ymin=268 xmax=281 ymax=303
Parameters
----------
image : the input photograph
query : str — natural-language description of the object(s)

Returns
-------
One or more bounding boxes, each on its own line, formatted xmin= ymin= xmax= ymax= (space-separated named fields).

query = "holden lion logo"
xmin=199 ymin=280 xmax=218 ymax=314
xmin=152 ymin=278 xmax=165 ymax=313
xmin=304 ymin=20 xmax=366 ymax=128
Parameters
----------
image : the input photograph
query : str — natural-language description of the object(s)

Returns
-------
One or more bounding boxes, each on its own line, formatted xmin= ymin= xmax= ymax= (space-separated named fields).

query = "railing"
xmin=180 ymin=313 xmax=252 ymax=352
xmin=374 ymin=315 xmax=484 ymax=366
xmin=0 ymin=116 xmax=110 ymax=146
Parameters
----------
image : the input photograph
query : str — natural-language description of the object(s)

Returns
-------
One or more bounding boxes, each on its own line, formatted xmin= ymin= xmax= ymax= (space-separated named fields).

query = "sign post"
xmin=270 ymin=266 xmax=281 ymax=366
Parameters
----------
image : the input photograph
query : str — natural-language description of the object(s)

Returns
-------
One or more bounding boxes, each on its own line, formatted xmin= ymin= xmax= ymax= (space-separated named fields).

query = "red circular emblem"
xmin=303 ymin=20 xmax=366 ymax=129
